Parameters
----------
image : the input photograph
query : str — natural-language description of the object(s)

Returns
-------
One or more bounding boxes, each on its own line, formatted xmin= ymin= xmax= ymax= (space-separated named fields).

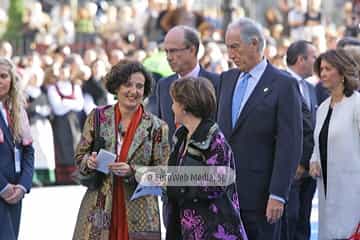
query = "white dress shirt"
xmin=0 ymin=101 xmax=8 ymax=126
xmin=179 ymin=63 xmax=201 ymax=78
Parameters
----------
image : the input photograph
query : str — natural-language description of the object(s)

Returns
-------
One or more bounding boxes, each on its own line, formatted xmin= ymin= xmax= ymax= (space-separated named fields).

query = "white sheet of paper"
xmin=130 ymin=184 xmax=163 ymax=201
xmin=96 ymin=149 xmax=116 ymax=174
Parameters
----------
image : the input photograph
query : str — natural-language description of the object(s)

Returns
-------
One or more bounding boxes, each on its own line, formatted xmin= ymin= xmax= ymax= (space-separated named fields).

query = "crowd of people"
xmin=1 ymin=0 xmax=360 ymax=240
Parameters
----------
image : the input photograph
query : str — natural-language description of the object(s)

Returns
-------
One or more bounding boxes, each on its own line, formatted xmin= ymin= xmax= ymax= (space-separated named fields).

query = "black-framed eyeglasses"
xmin=164 ymin=47 xmax=190 ymax=55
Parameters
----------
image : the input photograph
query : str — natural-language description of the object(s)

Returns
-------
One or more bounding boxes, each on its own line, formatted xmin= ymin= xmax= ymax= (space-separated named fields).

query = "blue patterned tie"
xmin=299 ymin=79 xmax=311 ymax=110
xmin=232 ymin=73 xmax=250 ymax=128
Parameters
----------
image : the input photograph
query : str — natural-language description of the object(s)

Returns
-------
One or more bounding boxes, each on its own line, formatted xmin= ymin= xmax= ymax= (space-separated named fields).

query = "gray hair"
xmin=228 ymin=17 xmax=266 ymax=55
xmin=178 ymin=25 xmax=201 ymax=55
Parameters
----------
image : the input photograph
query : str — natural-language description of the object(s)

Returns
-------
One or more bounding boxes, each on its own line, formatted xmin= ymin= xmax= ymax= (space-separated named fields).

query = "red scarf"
xmin=110 ymin=103 xmax=143 ymax=240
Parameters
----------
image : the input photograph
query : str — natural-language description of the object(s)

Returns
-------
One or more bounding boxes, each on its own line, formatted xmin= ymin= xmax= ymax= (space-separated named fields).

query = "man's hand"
xmin=4 ymin=185 xmax=25 ymax=204
xmin=266 ymin=198 xmax=284 ymax=224
xmin=0 ymin=184 xmax=15 ymax=200
xmin=294 ymin=165 xmax=306 ymax=180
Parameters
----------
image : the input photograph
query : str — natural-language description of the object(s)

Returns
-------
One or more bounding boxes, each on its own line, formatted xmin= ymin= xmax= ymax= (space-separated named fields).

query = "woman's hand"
xmin=309 ymin=162 xmax=321 ymax=178
xmin=87 ymin=152 xmax=98 ymax=170
xmin=108 ymin=162 xmax=132 ymax=177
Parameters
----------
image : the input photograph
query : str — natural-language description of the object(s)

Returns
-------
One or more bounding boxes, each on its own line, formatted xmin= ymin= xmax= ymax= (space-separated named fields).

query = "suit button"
xmin=180 ymin=188 xmax=185 ymax=193
xmin=193 ymin=198 xmax=198 ymax=203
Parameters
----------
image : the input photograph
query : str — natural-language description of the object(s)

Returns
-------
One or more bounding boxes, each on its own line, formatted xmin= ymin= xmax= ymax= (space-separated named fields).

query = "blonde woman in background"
xmin=0 ymin=57 xmax=34 ymax=240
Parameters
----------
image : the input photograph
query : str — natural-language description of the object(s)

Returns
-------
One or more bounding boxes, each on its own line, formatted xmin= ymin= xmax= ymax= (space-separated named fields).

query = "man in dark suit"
xmin=217 ymin=17 xmax=302 ymax=239
xmin=154 ymin=25 xmax=219 ymax=141
xmin=284 ymin=40 xmax=318 ymax=240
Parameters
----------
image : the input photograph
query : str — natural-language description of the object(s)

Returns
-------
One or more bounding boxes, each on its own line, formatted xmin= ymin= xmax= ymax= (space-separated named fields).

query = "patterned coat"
xmin=165 ymin=119 xmax=248 ymax=240
xmin=73 ymin=105 xmax=170 ymax=240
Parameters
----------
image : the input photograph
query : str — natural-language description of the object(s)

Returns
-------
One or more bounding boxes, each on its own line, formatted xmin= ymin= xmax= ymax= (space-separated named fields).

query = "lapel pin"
xmin=264 ymin=88 xmax=269 ymax=92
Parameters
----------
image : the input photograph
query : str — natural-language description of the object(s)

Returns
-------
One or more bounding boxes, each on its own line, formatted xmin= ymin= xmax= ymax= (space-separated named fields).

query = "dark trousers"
xmin=295 ymin=177 xmax=316 ymax=240
xmin=282 ymin=177 xmax=316 ymax=240
xmin=282 ymin=181 xmax=300 ymax=240
xmin=0 ymin=201 xmax=22 ymax=240
xmin=241 ymin=209 xmax=281 ymax=240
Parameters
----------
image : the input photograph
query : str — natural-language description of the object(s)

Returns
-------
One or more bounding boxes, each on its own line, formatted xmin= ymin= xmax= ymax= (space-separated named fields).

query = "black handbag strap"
xmin=93 ymin=108 xmax=100 ymax=141
xmin=91 ymin=108 xmax=106 ymax=154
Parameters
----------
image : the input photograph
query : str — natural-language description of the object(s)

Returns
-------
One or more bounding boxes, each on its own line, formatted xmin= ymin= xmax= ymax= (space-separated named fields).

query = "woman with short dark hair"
xmin=165 ymin=76 xmax=248 ymax=240
xmin=73 ymin=61 xmax=170 ymax=240
xmin=105 ymin=60 xmax=153 ymax=99
xmin=310 ymin=48 xmax=360 ymax=239
xmin=169 ymin=76 xmax=216 ymax=120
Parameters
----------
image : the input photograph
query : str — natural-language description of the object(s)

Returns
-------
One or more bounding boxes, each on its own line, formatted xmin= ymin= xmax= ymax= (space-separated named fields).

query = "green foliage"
xmin=3 ymin=0 xmax=24 ymax=40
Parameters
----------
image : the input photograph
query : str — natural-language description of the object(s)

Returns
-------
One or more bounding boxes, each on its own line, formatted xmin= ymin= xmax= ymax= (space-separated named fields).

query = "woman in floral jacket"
xmin=73 ymin=61 xmax=170 ymax=240
xmin=165 ymin=76 xmax=248 ymax=240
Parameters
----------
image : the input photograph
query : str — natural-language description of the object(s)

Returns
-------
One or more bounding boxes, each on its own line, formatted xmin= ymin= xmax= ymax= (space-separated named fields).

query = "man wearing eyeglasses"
xmin=154 ymin=25 xmax=219 ymax=142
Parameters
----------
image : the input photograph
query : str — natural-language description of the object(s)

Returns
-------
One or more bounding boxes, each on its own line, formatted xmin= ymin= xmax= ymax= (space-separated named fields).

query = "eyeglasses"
xmin=164 ymin=47 xmax=190 ymax=55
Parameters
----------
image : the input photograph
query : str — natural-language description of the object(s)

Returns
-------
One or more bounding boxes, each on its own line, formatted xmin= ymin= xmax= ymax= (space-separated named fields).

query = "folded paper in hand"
xmin=130 ymin=184 xmax=163 ymax=201
xmin=96 ymin=149 xmax=116 ymax=174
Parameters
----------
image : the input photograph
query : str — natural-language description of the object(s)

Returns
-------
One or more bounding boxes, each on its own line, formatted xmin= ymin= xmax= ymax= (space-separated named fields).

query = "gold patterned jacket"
xmin=73 ymin=105 xmax=170 ymax=240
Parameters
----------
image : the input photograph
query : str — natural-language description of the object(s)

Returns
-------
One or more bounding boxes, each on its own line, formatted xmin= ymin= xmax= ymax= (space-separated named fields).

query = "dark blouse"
xmin=319 ymin=107 xmax=332 ymax=196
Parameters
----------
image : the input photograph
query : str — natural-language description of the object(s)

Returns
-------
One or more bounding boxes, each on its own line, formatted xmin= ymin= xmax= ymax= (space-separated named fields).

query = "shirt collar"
xmin=0 ymin=101 xmax=5 ymax=111
xmin=0 ymin=101 xmax=8 ymax=126
xmin=179 ymin=63 xmax=200 ymax=78
xmin=287 ymin=67 xmax=302 ymax=82
xmin=242 ymin=58 xmax=268 ymax=80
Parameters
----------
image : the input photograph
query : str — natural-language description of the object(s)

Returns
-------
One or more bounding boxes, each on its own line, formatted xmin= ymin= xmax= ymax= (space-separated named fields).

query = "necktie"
xmin=232 ymin=73 xmax=250 ymax=128
xmin=299 ymin=79 xmax=311 ymax=110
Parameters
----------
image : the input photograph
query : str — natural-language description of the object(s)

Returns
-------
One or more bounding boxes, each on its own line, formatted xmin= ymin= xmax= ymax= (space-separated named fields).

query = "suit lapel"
xmin=307 ymin=82 xmax=318 ymax=113
xmin=198 ymin=67 xmax=205 ymax=77
xmin=232 ymin=65 xmax=274 ymax=133
xmin=304 ymin=82 xmax=318 ymax=123
xmin=0 ymin=112 xmax=14 ymax=147
xmin=165 ymin=74 xmax=178 ymax=126
xmin=164 ymin=75 xmax=178 ymax=107
xmin=218 ymin=70 xmax=240 ymax=138
xmin=199 ymin=67 xmax=211 ymax=82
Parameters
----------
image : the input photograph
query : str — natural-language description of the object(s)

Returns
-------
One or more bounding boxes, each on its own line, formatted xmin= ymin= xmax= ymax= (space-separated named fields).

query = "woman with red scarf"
xmin=73 ymin=61 xmax=170 ymax=240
